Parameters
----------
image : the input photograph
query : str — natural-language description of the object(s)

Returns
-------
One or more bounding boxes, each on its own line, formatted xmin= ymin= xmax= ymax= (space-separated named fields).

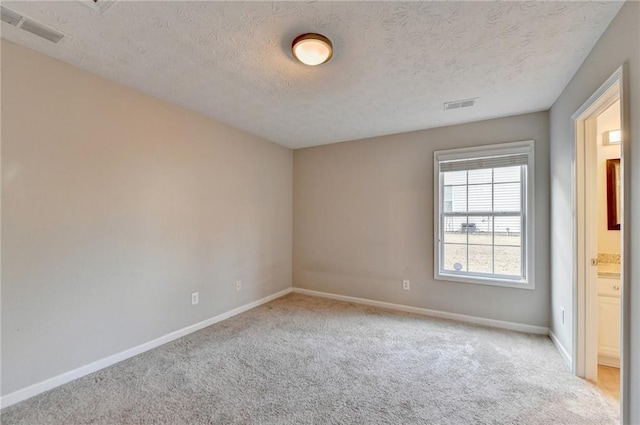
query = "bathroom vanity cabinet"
xmin=597 ymin=276 xmax=621 ymax=367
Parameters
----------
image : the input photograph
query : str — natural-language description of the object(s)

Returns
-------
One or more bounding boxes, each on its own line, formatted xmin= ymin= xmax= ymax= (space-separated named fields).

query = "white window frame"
xmin=433 ymin=140 xmax=535 ymax=290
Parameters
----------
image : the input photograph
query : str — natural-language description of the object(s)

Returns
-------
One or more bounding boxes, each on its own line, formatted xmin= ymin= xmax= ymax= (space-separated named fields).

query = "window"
xmin=434 ymin=141 xmax=535 ymax=289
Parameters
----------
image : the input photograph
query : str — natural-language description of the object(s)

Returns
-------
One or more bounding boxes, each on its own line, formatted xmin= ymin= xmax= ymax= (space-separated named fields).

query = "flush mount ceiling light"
xmin=292 ymin=33 xmax=333 ymax=66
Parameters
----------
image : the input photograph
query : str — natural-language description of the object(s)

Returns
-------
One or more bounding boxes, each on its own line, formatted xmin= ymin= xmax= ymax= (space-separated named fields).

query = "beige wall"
xmin=293 ymin=112 xmax=550 ymax=327
xmin=1 ymin=40 xmax=292 ymax=395
xmin=596 ymin=100 xmax=621 ymax=255
xmin=549 ymin=2 xmax=639 ymax=421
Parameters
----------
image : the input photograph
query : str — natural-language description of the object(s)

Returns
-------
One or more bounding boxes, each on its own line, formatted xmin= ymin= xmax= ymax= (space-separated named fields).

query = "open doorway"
xmin=592 ymin=98 xmax=621 ymax=404
xmin=572 ymin=67 xmax=628 ymax=418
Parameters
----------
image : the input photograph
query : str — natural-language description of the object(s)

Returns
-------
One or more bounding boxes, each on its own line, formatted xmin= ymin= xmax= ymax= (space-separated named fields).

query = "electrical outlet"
xmin=402 ymin=280 xmax=410 ymax=290
xmin=561 ymin=307 xmax=565 ymax=324
xmin=235 ymin=280 xmax=242 ymax=291
xmin=191 ymin=292 xmax=199 ymax=305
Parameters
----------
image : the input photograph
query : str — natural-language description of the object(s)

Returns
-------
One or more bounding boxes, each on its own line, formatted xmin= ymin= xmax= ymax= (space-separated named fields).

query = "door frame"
xmin=574 ymin=81 xmax=619 ymax=382
xmin=571 ymin=65 xmax=629 ymax=421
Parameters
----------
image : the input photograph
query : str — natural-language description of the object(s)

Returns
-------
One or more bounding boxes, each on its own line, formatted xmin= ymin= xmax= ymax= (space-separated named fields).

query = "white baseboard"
xmin=292 ymin=287 xmax=549 ymax=335
xmin=598 ymin=355 xmax=620 ymax=368
xmin=549 ymin=330 xmax=572 ymax=369
xmin=0 ymin=288 xmax=292 ymax=410
xmin=598 ymin=349 xmax=620 ymax=368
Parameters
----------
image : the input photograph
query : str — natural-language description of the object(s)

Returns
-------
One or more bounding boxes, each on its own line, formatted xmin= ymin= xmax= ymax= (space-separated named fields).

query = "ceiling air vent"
xmin=78 ymin=0 xmax=115 ymax=13
xmin=0 ymin=7 xmax=65 ymax=44
xmin=444 ymin=98 xmax=478 ymax=111
xmin=0 ymin=6 xmax=22 ymax=26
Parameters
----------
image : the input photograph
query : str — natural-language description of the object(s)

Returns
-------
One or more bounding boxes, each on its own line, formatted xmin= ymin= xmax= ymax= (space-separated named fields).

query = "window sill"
xmin=435 ymin=272 xmax=535 ymax=290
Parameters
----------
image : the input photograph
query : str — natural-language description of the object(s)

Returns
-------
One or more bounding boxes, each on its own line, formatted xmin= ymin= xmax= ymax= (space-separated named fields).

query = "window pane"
xmin=494 ymin=246 xmax=522 ymax=277
xmin=468 ymin=168 xmax=492 ymax=184
xmin=494 ymin=166 xmax=521 ymax=183
xmin=443 ymin=216 xmax=467 ymax=239
xmin=443 ymin=186 xmax=453 ymax=212
xmin=443 ymin=231 xmax=465 ymax=244
xmin=494 ymin=182 xmax=521 ymax=212
xmin=468 ymin=184 xmax=492 ymax=212
xmin=444 ymin=170 xmax=466 ymax=186
xmin=494 ymin=216 xmax=522 ymax=246
xmin=468 ymin=245 xmax=493 ymax=274
xmin=450 ymin=185 xmax=467 ymax=212
xmin=443 ymin=243 xmax=467 ymax=272
xmin=468 ymin=216 xmax=492 ymax=245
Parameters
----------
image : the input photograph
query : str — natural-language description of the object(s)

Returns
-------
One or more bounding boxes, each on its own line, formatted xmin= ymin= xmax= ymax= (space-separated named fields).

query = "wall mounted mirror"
xmin=606 ymin=158 xmax=621 ymax=230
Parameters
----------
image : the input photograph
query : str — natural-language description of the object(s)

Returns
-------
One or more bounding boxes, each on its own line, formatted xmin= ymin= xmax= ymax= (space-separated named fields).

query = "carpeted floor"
xmin=1 ymin=294 xmax=618 ymax=424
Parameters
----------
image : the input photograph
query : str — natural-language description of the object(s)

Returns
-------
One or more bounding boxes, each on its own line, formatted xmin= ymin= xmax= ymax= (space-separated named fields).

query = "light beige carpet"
xmin=1 ymin=294 xmax=618 ymax=424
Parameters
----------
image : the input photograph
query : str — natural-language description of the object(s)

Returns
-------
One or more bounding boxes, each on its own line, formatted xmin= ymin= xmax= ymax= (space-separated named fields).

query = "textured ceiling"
xmin=1 ymin=1 xmax=624 ymax=148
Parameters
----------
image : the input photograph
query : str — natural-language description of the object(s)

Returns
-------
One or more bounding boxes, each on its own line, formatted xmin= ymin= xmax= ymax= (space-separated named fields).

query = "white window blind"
xmin=438 ymin=153 xmax=529 ymax=172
